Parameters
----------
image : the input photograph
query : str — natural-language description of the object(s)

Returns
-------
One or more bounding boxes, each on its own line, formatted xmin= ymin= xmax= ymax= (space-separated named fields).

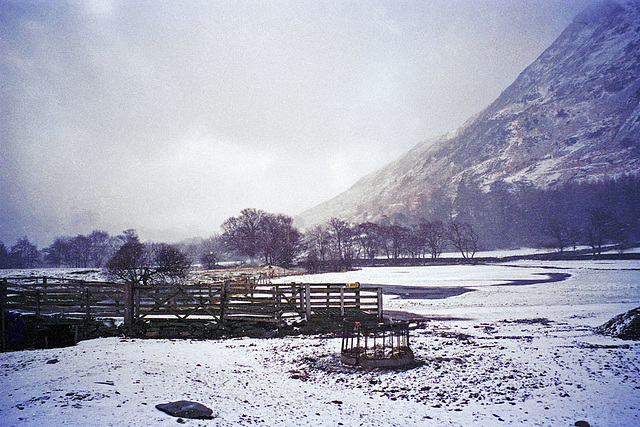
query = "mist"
xmin=0 ymin=0 xmax=593 ymax=245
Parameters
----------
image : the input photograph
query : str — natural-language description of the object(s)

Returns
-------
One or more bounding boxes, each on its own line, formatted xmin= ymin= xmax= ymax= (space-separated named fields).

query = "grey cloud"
xmin=0 ymin=0 xmax=593 ymax=245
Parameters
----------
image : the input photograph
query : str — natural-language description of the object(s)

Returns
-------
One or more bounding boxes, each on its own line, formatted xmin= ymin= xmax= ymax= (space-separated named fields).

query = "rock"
xmin=575 ymin=421 xmax=590 ymax=427
xmin=595 ymin=307 xmax=640 ymax=340
xmin=156 ymin=401 xmax=214 ymax=419
xmin=46 ymin=358 xmax=59 ymax=364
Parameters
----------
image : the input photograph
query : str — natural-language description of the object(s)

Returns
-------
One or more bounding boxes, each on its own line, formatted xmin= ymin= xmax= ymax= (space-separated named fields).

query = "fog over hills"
xmin=298 ymin=0 xmax=640 ymax=245
xmin=4 ymin=1 xmax=595 ymax=246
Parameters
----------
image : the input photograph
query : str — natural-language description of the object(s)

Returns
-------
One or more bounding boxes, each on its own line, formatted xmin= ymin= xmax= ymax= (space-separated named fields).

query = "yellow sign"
xmin=347 ymin=282 xmax=360 ymax=288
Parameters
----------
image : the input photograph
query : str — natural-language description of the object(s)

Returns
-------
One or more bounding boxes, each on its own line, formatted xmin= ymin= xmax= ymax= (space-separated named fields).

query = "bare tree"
xmin=70 ymin=234 xmax=92 ymax=267
xmin=405 ymin=226 xmax=423 ymax=259
xmin=0 ymin=242 xmax=10 ymax=269
xmin=327 ymin=218 xmax=350 ymax=262
xmin=221 ymin=208 xmax=266 ymax=261
xmin=585 ymin=207 xmax=617 ymax=257
xmin=105 ymin=231 xmax=191 ymax=285
xmin=119 ymin=229 xmax=140 ymax=245
xmin=221 ymin=209 xmax=301 ymax=267
xmin=9 ymin=237 xmax=40 ymax=268
xmin=42 ymin=230 xmax=116 ymax=268
xmin=43 ymin=237 xmax=74 ymax=267
xmin=544 ymin=217 xmax=579 ymax=254
xmin=262 ymin=214 xmax=301 ymax=267
xmin=355 ymin=222 xmax=382 ymax=261
xmin=199 ymin=235 xmax=224 ymax=269
xmin=419 ymin=220 xmax=448 ymax=259
xmin=305 ymin=225 xmax=330 ymax=262
xmin=105 ymin=236 xmax=149 ymax=284
xmin=88 ymin=230 xmax=112 ymax=267
xmin=153 ymin=243 xmax=192 ymax=284
xmin=380 ymin=224 xmax=409 ymax=259
xmin=341 ymin=225 xmax=357 ymax=262
xmin=447 ymin=221 xmax=479 ymax=259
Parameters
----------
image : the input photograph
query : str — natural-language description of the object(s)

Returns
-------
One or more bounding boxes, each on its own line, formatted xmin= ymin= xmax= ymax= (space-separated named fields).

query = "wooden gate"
xmin=2 ymin=277 xmax=384 ymax=347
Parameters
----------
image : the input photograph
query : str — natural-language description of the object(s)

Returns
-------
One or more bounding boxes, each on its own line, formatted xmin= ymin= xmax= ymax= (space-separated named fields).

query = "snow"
xmin=2 ymin=260 xmax=640 ymax=426
xmin=0 ymin=268 xmax=106 ymax=281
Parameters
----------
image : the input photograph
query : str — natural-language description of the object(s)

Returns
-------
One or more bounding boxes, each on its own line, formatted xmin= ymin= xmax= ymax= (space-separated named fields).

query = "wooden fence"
xmin=1 ymin=277 xmax=383 ymax=348
xmin=300 ymin=283 xmax=382 ymax=321
xmin=1 ymin=277 xmax=126 ymax=319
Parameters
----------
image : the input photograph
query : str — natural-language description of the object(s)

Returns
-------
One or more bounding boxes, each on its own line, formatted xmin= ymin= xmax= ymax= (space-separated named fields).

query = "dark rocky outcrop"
xmin=595 ymin=306 xmax=640 ymax=340
xmin=155 ymin=400 xmax=214 ymax=419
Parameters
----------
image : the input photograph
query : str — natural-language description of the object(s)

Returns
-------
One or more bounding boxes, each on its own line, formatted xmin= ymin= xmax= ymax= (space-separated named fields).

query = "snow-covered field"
xmin=2 ymin=260 xmax=639 ymax=426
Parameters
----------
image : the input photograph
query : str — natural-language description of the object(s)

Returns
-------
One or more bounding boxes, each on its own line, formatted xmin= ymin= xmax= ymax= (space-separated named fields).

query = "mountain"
xmin=298 ymin=0 xmax=640 ymax=242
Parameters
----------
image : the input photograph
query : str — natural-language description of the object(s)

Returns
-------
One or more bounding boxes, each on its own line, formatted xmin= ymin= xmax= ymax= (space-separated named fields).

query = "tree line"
xmin=2 ymin=175 xmax=638 ymax=273
xmin=412 ymin=176 xmax=640 ymax=252
xmin=301 ymin=218 xmax=479 ymax=272
xmin=0 ymin=209 xmax=476 ymax=272
xmin=214 ymin=208 xmax=479 ymax=271
xmin=0 ymin=229 xmax=218 ymax=272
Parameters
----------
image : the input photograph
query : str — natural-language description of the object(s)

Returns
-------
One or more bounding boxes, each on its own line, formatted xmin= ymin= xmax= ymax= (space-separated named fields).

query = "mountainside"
xmin=298 ymin=0 xmax=640 ymax=232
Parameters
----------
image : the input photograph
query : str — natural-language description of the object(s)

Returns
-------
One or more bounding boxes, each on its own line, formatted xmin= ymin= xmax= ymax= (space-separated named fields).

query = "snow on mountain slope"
xmin=298 ymin=0 xmax=640 ymax=228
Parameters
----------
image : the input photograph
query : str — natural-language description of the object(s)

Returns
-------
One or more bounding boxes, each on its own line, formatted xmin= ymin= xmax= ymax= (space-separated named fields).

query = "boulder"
xmin=155 ymin=401 xmax=214 ymax=419
xmin=595 ymin=307 xmax=640 ymax=340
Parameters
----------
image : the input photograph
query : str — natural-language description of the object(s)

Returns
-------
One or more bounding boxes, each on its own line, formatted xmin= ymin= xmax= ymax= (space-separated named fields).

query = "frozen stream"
xmin=275 ymin=260 xmax=640 ymax=326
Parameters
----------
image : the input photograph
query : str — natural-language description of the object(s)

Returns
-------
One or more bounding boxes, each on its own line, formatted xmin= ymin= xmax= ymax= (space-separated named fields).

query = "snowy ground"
xmin=1 ymin=260 xmax=639 ymax=426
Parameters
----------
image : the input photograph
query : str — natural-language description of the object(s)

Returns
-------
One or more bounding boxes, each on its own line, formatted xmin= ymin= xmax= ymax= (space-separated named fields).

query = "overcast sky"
xmin=1 ymin=0 xmax=594 ymax=246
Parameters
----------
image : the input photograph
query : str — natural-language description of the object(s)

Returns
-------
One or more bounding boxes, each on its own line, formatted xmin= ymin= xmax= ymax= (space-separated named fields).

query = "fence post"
xmin=36 ymin=289 xmax=41 ymax=317
xmin=135 ymin=287 xmax=140 ymax=319
xmin=274 ymin=285 xmax=282 ymax=324
xmin=326 ymin=284 xmax=330 ymax=309
xmin=220 ymin=281 xmax=228 ymax=323
xmin=297 ymin=284 xmax=303 ymax=316
xmin=355 ymin=324 xmax=361 ymax=366
xmin=340 ymin=287 xmax=345 ymax=317
xmin=377 ymin=288 xmax=383 ymax=319
xmin=293 ymin=284 xmax=298 ymax=314
xmin=1 ymin=278 xmax=6 ymax=352
xmin=124 ymin=282 xmax=134 ymax=330
xmin=305 ymin=284 xmax=311 ymax=321
xmin=84 ymin=288 xmax=91 ymax=321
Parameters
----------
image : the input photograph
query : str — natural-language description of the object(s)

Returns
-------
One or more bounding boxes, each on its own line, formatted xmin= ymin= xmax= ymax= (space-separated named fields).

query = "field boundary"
xmin=1 ymin=277 xmax=382 ymax=349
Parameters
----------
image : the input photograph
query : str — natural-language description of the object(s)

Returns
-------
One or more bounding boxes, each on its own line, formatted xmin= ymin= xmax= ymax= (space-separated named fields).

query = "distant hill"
xmin=298 ymin=0 xmax=640 ymax=248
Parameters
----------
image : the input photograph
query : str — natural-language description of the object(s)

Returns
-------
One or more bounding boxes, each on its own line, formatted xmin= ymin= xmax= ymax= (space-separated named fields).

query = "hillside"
xmin=298 ymin=0 xmax=640 ymax=242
